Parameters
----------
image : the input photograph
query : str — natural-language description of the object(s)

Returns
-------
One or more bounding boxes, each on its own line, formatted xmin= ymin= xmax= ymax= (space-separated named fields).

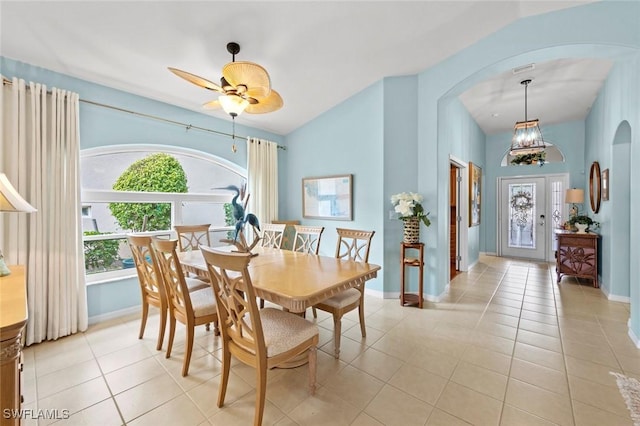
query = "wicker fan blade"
xmin=245 ymin=89 xmax=283 ymax=114
xmin=168 ymin=67 xmax=223 ymax=92
xmin=222 ymin=61 xmax=271 ymax=99
xmin=202 ymin=100 xmax=221 ymax=110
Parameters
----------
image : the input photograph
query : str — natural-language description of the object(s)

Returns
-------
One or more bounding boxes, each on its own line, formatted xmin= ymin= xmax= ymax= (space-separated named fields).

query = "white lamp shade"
xmin=219 ymin=95 xmax=249 ymax=116
xmin=565 ymin=188 xmax=584 ymax=204
xmin=0 ymin=173 xmax=37 ymax=212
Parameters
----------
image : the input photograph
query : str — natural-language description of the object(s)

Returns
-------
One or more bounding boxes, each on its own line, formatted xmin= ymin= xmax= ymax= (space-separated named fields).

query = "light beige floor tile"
xmin=513 ymin=342 xmax=565 ymax=372
xmin=128 ymin=394 xmax=206 ymax=426
xmin=571 ymin=400 xmax=633 ymax=426
xmin=500 ymin=404 xmax=557 ymax=425
xmin=351 ymin=348 xmax=404 ymax=382
xmin=565 ymin=355 xmax=622 ymax=386
xmin=476 ymin=320 xmax=518 ymax=340
xmin=407 ymin=346 xmax=460 ymax=379
xmin=461 ymin=346 xmax=512 ymax=376
xmin=114 ymin=374 xmax=184 ymax=422
xmin=350 ymin=412 xmax=385 ymax=426
xmin=481 ymin=312 xmax=521 ymax=328
xmin=187 ymin=372 xmax=253 ymax=418
xmin=426 ymin=408 xmax=472 ymax=425
xmin=104 ymin=357 xmax=166 ymax=395
xmin=518 ymin=318 xmax=560 ymax=337
xmin=321 ymin=365 xmax=384 ymax=410
xmin=450 ymin=361 xmax=508 ymax=400
xmin=370 ymin=334 xmax=420 ymax=362
xmin=364 ymin=384 xmax=433 ymax=426
xmin=435 ymin=381 xmax=502 ymax=426
xmin=97 ymin=342 xmax=154 ymax=374
xmin=568 ymin=375 xmax=630 ymax=417
xmin=516 ymin=329 xmax=562 ymax=353
xmin=615 ymin=353 xmax=640 ymax=376
xmin=287 ymin=385 xmax=361 ymax=425
xmin=208 ymin=389 xmax=286 ymax=426
xmin=519 ymin=310 xmax=557 ymax=326
xmin=469 ymin=331 xmax=515 ymax=355
xmin=490 ymin=296 xmax=522 ymax=309
xmin=54 ymin=398 xmax=123 ymax=426
xmin=37 ymin=376 xmax=111 ymax=417
xmin=510 ymin=358 xmax=569 ymax=395
xmin=562 ymin=339 xmax=620 ymax=368
xmin=36 ymin=359 xmax=102 ymax=399
xmin=388 ymin=364 xmax=448 ymax=405
xmin=505 ymin=378 xmax=573 ymax=425
xmin=35 ymin=345 xmax=96 ymax=377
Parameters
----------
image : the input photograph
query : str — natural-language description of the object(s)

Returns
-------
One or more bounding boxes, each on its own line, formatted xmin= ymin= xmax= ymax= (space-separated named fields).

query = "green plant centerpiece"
xmin=568 ymin=215 xmax=599 ymax=232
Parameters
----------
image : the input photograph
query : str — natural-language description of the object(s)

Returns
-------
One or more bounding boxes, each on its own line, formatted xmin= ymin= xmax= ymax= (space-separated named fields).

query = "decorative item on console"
xmin=391 ymin=192 xmax=431 ymax=244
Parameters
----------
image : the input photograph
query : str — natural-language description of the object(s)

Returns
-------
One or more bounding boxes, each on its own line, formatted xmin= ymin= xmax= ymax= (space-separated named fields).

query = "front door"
xmin=499 ymin=177 xmax=547 ymax=260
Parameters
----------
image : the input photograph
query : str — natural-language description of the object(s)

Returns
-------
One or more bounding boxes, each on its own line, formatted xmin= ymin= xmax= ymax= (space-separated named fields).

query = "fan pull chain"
xmin=231 ymin=116 xmax=237 ymax=153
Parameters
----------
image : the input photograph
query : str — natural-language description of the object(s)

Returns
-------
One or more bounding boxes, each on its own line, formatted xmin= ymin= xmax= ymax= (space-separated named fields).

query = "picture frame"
xmin=469 ymin=162 xmax=482 ymax=227
xmin=302 ymin=174 xmax=353 ymax=220
xmin=602 ymin=168 xmax=609 ymax=201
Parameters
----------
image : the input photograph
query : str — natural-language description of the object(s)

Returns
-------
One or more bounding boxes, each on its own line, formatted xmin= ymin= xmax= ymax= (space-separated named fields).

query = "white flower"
xmin=390 ymin=191 xmax=432 ymax=227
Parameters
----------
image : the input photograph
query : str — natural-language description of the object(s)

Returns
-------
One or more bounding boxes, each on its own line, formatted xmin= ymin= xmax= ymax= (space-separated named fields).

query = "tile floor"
xmin=21 ymin=255 xmax=638 ymax=425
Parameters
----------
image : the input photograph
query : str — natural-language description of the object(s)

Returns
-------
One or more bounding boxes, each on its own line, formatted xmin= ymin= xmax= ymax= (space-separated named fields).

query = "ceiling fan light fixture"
xmin=510 ymin=79 xmax=546 ymax=157
xmin=219 ymin=94 xmax=249 ymax=117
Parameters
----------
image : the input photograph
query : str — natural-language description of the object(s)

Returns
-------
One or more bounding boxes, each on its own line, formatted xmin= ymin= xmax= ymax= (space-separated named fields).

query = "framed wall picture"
xmin=302 ymin=174 xmax=353 ymax=220
xmin=602 ymin=168 xmax=609 ymax=201
xmin=469 ymin=162 xmax=482 ymax=227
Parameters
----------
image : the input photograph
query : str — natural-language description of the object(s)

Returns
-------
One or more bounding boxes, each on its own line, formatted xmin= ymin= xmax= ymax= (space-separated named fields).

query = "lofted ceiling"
xmin=0 ymin=1 xmax=605 ymax=136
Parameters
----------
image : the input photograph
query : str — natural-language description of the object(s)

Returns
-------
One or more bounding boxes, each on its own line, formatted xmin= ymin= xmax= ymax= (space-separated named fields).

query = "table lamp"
xmin=565 ymin=188 xmax=584 ymax=219
xmin=0 ymin=173 xmax=37 ymax=276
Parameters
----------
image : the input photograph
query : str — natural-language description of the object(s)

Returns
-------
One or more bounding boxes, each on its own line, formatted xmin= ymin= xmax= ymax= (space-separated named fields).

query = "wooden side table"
xmin=555 ymin=229 xmax=600 ymax=287
xmin=400 ymin=242 xmax=424 ymax=308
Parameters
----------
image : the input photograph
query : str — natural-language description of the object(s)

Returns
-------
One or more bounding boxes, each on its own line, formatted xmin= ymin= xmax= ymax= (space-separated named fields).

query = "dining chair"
xmin=174 ymin=224 xmax=212 ymax=283
xmin=200 ymin=245 xmax=319 ymax=426
xmin=313 ymin=228 xmax=375 ymax=358
xmin=258 ymin=223 xmax=287 ymax=308
xmin=152 ymin=239 xmax=219 ymax=376
xmin=260 ymin=223 xmax=286 ymax=249
xmin=292 ymin=225 xmax=324 ymax=254
xmin=174 ymin=224 xmax=211 ymax=252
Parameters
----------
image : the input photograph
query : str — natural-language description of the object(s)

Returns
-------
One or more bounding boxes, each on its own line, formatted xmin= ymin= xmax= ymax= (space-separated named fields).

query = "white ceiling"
xmin=1 ymin=1 xmax=606 ymax=136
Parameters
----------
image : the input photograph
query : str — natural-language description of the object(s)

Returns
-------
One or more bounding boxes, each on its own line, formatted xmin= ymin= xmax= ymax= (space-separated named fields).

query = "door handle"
xmin=539 ymin=214 xmax=545 ymax=226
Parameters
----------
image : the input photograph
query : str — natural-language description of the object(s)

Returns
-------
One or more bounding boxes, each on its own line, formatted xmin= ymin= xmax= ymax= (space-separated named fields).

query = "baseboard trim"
xmin=629 ymin=326 xmax=640 ymax=348
xmin=88 ymin=306 xmax=139 ymax=325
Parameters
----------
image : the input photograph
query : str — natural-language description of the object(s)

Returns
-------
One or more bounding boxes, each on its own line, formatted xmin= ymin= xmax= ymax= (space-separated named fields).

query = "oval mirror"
xmin=589 ymin=161 xmax=601 ymax=213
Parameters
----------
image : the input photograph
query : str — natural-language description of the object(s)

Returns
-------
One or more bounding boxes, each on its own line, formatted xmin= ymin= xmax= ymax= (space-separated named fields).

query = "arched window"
xmin=81 ymin=144 xmax=245 ymax=279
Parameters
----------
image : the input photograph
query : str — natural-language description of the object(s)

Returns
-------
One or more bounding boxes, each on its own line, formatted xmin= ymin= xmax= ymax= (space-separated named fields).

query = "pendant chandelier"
xmin=510 ymin=79 xmax=545 ymax=156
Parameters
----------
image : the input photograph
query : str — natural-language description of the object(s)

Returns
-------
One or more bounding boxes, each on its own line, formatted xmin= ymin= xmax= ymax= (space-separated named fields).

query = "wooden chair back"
xmin=335 ymin=228 xmax=375 ymax=262
xmin=201 ymin=247 xmax=265 ymax=360
xmin=293 ymin=225 xmax=324 ymax=254
xmin=174 ymin=224 xmax=211 ymax=252
xmin=127 ymin=234 xmax=165 ymax=306
xmin=127 ymin=234 xmax=167 ymax=350
xmin=152 ymin=239 xmax=193 ymax=323
xmin=261 ymin=223 xmax=286 ymax=249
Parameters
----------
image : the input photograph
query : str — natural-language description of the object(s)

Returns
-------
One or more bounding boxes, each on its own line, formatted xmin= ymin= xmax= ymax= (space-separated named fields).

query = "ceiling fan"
xmin=168 ymin=42 xmax=283 ymax=118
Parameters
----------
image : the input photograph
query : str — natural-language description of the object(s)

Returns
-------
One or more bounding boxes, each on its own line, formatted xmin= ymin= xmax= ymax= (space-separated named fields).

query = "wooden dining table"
xmin=178 ymin=245 xmax=381 ymax=314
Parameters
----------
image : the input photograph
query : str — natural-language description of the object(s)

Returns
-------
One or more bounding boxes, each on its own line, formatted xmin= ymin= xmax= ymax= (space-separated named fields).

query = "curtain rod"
xmin=2 ymin=77 xmax=286 ymax=151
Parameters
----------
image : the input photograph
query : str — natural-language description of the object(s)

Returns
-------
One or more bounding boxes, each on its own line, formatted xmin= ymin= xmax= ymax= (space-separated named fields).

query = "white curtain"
xmin=1 ymin=76 xmax=88 ymax=345
xmin=246 ymin=137 xmax=278 ymax=226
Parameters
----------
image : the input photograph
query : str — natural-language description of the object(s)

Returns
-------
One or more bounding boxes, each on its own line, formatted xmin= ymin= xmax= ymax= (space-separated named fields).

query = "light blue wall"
xmin=1 ymin=58 xmax=284 ymax=318
xmin=583 ymin=54 xmax=640 ymax=329
xmin=284 ymin=81 xmax=385 ymax=292
xmin=483 ymin=121 xmax=586 ymax=254
xmin=435 ymin=96 xmax=486 ymax=280
xmin=416 ymin=1 xmax=639 ymax=297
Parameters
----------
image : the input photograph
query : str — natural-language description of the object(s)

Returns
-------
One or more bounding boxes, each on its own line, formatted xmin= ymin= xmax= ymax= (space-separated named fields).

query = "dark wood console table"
xmin=555 ymin=230 xmax=600 ymax=288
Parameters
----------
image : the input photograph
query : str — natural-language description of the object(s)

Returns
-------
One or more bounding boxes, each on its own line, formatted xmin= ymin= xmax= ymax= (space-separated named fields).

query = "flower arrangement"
xmin=390 ymin=192 xmax=431 ymax=227
xmin=568 ymin=215 xmax=599 ymax=228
